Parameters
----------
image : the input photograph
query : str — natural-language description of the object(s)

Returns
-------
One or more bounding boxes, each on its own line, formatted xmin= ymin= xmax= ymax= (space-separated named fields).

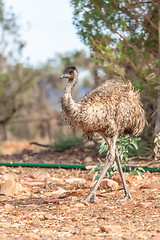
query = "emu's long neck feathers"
xmin=62 ymin=76 xmax=80 ymax=118
xmin=64 ymin=79 xmax=76 ymax=94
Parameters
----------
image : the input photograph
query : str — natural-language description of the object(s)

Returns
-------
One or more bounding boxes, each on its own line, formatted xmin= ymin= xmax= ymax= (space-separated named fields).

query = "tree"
xmin=0 ymin=0 xmax=25 ymax=68
xmin=0 ymin=64 xmax=38 ymax=139
xmin=71 ymin=0 xmax=160 ymax=141
xmin=0 ymin=1 xmax=36 ymax=139
xmin=46 ymin=50 xmax=100 ymax=86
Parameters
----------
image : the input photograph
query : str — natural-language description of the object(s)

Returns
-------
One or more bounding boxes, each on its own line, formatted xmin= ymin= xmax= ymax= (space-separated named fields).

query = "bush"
xmin=51 ymin=134 xmax=84 ymax=152
xmin=89 ymin=134 xmax=141 ymax=180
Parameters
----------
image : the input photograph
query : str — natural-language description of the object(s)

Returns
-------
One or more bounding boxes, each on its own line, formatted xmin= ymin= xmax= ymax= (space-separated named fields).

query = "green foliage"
xmin=89 ymin=158 xmax=118 ymax=181
xmin=0 ymin=1 xmax=39 ymax=127
xmin=98 ymin=134 xmax=140 ymax=162
xmin=89 ymin=134 xmax=141 ymax=181
xmin=0 ymin=0 xmax=25 ymax=60
xmin=88 ymin=158 xmax=103 ymax=181
xmin=50 ymin=134 xmax=84 ymax=152
xmin=70 ymin=0 xmax=159 ymax=84
xmin=70 ymin=0 xmax=160 ymax=147
xmin=128 ymin=167 xmax=145 ymax=176
xmin=128 ymin=138 xmax=153 ymax=158
xmin=0 ymin=64 xmax=37 ymax=124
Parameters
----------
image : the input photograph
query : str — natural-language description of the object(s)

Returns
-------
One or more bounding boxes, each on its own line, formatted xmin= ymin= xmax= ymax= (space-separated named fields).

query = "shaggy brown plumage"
xmin=60 ymin=66 xmax=145 ymax=203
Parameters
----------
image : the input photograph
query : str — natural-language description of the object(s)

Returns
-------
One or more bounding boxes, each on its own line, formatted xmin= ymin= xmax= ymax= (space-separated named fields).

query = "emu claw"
xmin=82 ymin=192 xmax=96 ymax=203
xmin=116 ymin=193 xmax=132 ymax=202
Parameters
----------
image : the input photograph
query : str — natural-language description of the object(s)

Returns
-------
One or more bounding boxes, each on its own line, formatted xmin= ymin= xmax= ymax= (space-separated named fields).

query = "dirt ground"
xmin=0 ymin=142 xmax=160 ymax=240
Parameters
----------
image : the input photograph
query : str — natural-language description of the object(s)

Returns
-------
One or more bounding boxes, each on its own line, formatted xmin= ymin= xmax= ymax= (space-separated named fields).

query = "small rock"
xmin=52 ymin=187 xmax=67 ymax=197
xmin=74 ymin=203 xmax=85 ymax=208
xmin=0 ymin=179 xmax=17 ymax=196
xmin=112 ymin=173 xmax=131 ymax=185
xmin=84 ymin=156 xmax=93 ymax=163
xmin=38 ymin=213 xmax=45 ymax=220
xmin=3 ymin=173 xmax=16 ymax=181
xmin=100 ymin=224 xmax=122 ymax=234
xmin=32 ymin=171 xmax=51 ymax=181
xmin=21 ymin=175 xmax=35 ymax=182
xmin=44 ymin=214 xmax=53 ymax=220
xmin=77 ymin=180 xmax=92 ymax=189
xmin=100 ymin=179 xmax=119 ymax=190
xmin=141 ymin=182 xmax=160 ymax=189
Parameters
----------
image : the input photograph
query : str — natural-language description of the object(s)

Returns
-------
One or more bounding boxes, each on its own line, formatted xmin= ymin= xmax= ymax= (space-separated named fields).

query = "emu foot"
xmin=116 ymin=192 xmax=132 ymax=202
xmin=82 ymin=191 xmax=96 ymax=203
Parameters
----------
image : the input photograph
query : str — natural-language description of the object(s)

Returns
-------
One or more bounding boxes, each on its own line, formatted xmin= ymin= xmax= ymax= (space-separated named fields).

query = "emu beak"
xmin=60 ymin=74 xmax=71 ymax=79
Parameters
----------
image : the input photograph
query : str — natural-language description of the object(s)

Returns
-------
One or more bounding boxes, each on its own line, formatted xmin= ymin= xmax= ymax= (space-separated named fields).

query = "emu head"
xmin=60 ymin=66 xmax=77 ymax=81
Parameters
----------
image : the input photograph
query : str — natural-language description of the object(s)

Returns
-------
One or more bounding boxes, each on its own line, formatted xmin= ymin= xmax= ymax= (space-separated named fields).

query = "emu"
xmin=60 ymin=66 xmax=145 ymax=203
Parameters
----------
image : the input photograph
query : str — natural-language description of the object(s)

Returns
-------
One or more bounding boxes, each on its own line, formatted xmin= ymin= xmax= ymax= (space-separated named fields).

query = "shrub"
xmin=89 ymin=134 xmax=141 ymax=180
xmin=51 ymin=134 xmax=84 ymax=152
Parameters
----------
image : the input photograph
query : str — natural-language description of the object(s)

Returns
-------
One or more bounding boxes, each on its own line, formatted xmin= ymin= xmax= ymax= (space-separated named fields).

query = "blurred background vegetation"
xmin=0 ymin=0 xmax=159 ymax=158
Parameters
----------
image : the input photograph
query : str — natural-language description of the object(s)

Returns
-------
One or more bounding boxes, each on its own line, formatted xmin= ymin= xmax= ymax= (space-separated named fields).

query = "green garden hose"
xmin=0 ymin=162 xmax=159 ymax=172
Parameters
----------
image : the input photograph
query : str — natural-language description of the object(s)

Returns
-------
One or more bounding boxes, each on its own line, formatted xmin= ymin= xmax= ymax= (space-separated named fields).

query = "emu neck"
xmin=64 ymin=79 xmax=76 ymax=95
xmin=62 ymin=77 xmax=79 ymax=117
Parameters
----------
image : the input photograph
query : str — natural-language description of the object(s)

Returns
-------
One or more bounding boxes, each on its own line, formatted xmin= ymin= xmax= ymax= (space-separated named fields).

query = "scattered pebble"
xmin=100 ymin=178 xmax=119 ymax=190
xmin=84 ymin=156 xmax=93 ymax=163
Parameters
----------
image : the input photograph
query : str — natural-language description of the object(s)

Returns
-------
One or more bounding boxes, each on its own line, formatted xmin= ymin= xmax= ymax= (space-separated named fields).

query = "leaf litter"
xmin=0 ymin=149 xmax=159 ymax=239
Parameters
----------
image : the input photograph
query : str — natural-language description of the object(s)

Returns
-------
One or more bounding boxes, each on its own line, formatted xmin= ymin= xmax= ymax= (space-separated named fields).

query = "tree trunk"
xmin=159 ymin=0 xmax=160 ymax=58
xmin=155 ymin=1 xmax=160 ymax=136
xmin=155 ymin=95 xmax=160 ymax=135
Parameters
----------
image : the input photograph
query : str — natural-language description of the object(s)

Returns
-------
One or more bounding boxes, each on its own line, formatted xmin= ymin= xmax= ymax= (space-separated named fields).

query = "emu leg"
xmin=99 ymin=133 xmax=131 ymax=200
xmin=82 ymin=135 xmax=117 ymax=203
xmin=115 ymin=147 xmax=132 ymax=200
